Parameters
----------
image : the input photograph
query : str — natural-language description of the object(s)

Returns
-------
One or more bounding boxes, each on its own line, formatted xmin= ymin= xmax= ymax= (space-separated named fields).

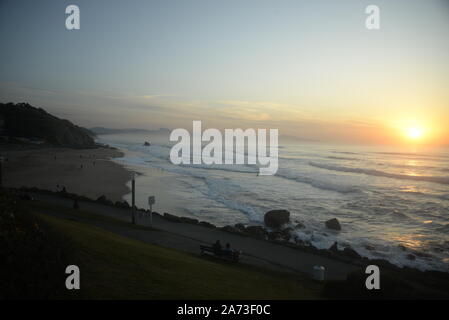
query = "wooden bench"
xmin=200 ymin=245 xmax=241 ymax=262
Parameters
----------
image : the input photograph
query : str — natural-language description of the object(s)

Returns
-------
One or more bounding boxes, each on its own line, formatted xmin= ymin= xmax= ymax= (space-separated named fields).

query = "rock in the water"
xmin=264 ymin=210 xmax=290 ymax=229
xmin=325 ymin=218 xmax=341 ymax=231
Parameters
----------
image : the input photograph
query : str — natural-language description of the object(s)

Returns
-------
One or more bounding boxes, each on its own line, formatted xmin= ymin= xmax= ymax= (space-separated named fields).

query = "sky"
xmin=0 ymin=0 xmax=448 ymax=145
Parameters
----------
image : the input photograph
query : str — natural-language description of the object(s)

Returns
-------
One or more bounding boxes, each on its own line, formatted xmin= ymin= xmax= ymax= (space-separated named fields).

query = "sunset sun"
xmin=407 ymin=127 xmax=424 ymax=140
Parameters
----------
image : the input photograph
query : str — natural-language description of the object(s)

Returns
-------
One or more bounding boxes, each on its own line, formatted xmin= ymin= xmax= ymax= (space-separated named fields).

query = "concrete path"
xmin=32 ymin=193 xmax=360 ymax=280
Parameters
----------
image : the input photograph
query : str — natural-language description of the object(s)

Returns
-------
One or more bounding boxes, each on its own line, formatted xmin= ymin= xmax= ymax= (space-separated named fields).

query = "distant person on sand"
xmin=213 ymin=240 xmax=222 ymax=255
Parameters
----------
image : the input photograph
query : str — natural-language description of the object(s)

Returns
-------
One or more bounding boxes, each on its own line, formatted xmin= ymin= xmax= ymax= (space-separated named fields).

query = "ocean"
xmin=97 ymin=133 xmax=449 ymax=272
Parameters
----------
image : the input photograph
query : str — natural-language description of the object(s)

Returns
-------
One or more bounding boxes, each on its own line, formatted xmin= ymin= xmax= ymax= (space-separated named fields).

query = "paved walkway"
xmin=32 ymin=193 xmax=360 ymax=280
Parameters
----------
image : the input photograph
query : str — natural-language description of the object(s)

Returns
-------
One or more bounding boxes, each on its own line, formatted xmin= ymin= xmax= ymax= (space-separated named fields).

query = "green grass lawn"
xmin=37 ymin=213 xmax=323 ymax=299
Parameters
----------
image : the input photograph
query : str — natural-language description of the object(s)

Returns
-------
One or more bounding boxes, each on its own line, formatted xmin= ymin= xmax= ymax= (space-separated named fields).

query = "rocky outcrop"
xmin=0 ymin=102 xmax=95 ymax=148
xmin=325 ymin=218 xmax=341 ymax=231
xmin=264 ymin=210 xmax=290 ymax=229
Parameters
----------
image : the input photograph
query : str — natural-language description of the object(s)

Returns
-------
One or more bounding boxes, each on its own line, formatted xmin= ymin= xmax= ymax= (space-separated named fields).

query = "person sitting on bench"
xmin=224 ymin=243 xmax=232 ymax=253
xmin=213 ymin=240 xmax=222 ymax=255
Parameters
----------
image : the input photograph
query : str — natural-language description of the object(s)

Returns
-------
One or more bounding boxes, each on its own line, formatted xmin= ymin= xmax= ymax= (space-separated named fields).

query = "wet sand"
xmin=1 ymin=146 xmax=133 ymax=202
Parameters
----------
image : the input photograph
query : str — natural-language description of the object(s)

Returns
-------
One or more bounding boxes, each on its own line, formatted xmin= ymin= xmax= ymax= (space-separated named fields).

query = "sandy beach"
xmin=1 ymin=146 xmax=133 ymax=202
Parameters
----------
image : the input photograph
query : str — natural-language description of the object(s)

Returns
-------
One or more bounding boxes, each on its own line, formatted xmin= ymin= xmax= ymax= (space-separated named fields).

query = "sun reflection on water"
xmin=391 ymin=234 xmax=425 ymax=250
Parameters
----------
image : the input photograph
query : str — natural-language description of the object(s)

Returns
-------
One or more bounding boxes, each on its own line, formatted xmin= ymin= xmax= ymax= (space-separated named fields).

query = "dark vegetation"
xmin=0 ymin=102 xmax=95 ymax=148
xmin=0 ymin=190 xmax=75 ymax=299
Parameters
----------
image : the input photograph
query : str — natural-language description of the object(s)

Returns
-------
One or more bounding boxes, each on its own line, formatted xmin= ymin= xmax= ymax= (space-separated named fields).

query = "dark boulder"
xmin=264 ymin=210 xmax=290 ymax=229
xmin=325 ymin=218 xmax=341 ymax=231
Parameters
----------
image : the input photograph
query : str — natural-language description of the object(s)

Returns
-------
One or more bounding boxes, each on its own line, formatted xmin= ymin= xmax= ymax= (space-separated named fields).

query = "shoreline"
xmin=1 ymin=144 xmax=133 ymax=202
